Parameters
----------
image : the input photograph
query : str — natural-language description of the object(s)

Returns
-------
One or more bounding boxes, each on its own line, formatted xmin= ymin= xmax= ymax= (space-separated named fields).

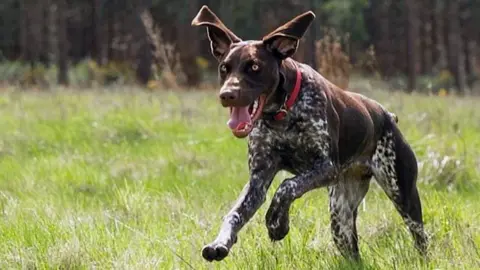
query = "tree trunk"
xmin=433 ymin=0 xmax=447 ymax=71
xmin=307 ymin=0 xmax=318 ymax=71
xmin=42 ymin=0 xmax=50 ymax=66
xmin=112 ymin=10 xmax=123 ymax=62
xmin=446 ymin=0 xmax=466 ymax=94
xmin=430 ymin=0 xmax=438 ymax=68
xmin=120 ymin=10 xmax=128 ymax=61
xmin=48 ymin=2 xmax=57 ymax=65
xmin=19 ymin=0 xmax=29 ymax=63
xmin=420 ymin=0 xmax=432 ymax=75
xmin=443 ymin=1 xmax=451 ymax=73
xmin=391 ymin=0 xmax=407 ymax=77
xmin=365 ymin=0 xmax=394 ymax=78
xmin=406 ymin=0 xmax=418 ymax=92
xmin=57 ymin=0 xmax=69 ymax=86
xmin=24 ymin=0 xmax=43 ymax=67
xmin=134 ymin=10 xmax=152 ymax=85
xmin=91 ymin=0 xmax=103 ymax=65
xmin=460 ymin=0 xmax=475 ymax=89
xmin=177 ymin=0 xmax=202 ymax=87
xmin=107 ymin=7 xmax=114 ymax=63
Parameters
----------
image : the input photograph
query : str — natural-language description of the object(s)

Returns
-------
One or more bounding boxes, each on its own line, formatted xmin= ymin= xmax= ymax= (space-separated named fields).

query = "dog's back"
xmin=305 ymin=63 xmax=396 ymax=166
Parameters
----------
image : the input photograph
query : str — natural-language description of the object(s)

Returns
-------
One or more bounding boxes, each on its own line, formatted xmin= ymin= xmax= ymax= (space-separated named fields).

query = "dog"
xmin=191 ymin=5 xmax=428 ymax=262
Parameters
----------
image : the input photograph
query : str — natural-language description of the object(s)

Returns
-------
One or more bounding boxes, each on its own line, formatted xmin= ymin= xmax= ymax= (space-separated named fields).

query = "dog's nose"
xmin=219 ymin=90 xmax=238 ymax=102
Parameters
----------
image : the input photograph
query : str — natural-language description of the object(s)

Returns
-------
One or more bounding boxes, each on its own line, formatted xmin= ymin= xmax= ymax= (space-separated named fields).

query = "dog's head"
xmin=192 ymin=6 xmax=315 ymax=138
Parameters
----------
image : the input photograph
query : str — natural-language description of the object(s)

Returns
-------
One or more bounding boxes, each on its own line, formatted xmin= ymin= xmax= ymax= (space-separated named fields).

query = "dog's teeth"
xmin=253 ymin=100 xmax=258 ymax=112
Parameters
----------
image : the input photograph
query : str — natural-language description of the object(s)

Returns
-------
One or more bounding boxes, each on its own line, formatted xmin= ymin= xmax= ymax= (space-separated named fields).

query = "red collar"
xmin=273 ymin=63 xmax=302 ymax=121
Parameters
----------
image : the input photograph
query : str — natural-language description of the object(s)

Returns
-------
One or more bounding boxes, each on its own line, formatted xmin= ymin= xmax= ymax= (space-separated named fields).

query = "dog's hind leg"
xmin=328 ymin=174 xmax=371 ymax=261
xmin=371 ymin=126 xmax=428 ymax=255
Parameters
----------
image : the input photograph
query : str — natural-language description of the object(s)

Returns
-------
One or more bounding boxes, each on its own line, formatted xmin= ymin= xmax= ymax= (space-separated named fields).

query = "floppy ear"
xmin=262 ymin=11 xmax=315 ymax=59
xmin=192 ymin=5 xmax=242 ymax=60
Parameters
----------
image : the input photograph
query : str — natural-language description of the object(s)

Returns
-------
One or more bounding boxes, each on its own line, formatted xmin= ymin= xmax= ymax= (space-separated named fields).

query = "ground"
xmin=0 ymin=83 xmax=478 ymax=269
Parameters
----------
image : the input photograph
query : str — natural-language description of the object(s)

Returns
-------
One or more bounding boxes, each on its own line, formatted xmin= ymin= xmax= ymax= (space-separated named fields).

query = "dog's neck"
xmin=262 ymin=58 xmax=301 ymax=117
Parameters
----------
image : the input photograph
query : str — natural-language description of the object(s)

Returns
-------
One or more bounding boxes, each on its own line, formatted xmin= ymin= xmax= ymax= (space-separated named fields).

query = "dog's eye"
xmin=247 ymin=62 xmax=260 ymax=73
xmin=220 ymin=64 xmax=228 ymax=73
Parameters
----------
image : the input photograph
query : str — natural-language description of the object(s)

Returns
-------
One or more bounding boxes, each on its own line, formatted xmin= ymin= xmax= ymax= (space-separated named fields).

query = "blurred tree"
xmin=445 ymin=0 xmax=466 ymax=94
xmin=57 ymin=0 xmax=69 ymax=86
xmin=321 ymin=0 xmax=369 ymax=50
xmin=364 ymin=0 xmax=396 ymax=77
xmin=406 ymin=0 xmax=419 ymax=92
xmin=460 ymin=0 xmax=476 ymax=89
xmin=432 ymin=0 xmax=447 ymax=72
xmin=0 ymin=0 xmax=21 ymax=60
xmin=420 ymin=0 xmax=433 ymax=75
xmin=0 ymin=0 xmax=476 ymax=92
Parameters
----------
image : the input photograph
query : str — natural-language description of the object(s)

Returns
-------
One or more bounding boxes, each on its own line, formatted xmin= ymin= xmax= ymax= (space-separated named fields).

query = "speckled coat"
xmin=191 ymin=5 xmax=428 ymax=263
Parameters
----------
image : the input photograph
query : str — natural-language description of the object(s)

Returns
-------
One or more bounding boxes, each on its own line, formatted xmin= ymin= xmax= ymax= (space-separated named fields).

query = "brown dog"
xmin=192 ymin=5 xmax=428 ymax=262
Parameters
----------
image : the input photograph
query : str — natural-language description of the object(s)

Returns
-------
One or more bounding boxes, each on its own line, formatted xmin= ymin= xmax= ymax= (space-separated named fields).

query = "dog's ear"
xmin=262 ymin=11 xmax=315 ymax=59
xmin=192 ymin=5 xmax=242 ymax=60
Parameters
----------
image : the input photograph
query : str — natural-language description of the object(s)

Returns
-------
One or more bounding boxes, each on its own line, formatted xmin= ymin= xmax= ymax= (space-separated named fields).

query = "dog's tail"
xmin=375 ymin=100 xmax=398 ymax=124
xmin=388 ymin=112 xmax=399 ymax=123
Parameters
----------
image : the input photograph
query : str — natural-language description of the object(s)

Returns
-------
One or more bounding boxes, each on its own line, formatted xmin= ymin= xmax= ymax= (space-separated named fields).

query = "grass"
xmin=0 ymin=83 xmax=479 ymax=269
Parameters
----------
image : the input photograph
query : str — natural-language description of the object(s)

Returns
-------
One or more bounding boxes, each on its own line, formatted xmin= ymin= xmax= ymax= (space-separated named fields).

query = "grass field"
xmin=0 ymin=84 xmax=479 ymax=269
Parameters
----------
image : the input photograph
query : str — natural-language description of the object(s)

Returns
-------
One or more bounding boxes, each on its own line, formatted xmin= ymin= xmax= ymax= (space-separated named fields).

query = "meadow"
xmin=0 ymin=82 xmax=478 ymax=269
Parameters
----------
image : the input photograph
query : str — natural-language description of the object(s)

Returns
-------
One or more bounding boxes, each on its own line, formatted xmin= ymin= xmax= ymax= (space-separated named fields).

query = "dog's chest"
xmin=252 ymin=116 xmax=330 ymax=174
xmin=249 ymin=80 xmax=331 ymax=174
xmin=279 ymin=122 xmax=329 ymax=173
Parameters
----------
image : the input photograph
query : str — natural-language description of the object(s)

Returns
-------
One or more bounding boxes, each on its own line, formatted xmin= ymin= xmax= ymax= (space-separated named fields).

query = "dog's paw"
xmin=201 ymin=242 xmax=230 ymax=262
xmin=267 ymin=221 xmax=290 ymax=241
xmin=266 ymin=210 xmax=290 ymax=241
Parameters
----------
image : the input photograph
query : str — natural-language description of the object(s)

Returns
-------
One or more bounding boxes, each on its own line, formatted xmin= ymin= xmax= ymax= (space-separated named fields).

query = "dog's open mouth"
xmin=227 ymin=94 xmax=267 ymax=138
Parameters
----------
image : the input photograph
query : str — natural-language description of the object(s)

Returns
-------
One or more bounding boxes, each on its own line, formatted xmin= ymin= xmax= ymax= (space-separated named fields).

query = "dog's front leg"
xmin=265 ymin=158 xmax=337 ymax=241
xmin=202 ymin=152 xmax=279 ymax=262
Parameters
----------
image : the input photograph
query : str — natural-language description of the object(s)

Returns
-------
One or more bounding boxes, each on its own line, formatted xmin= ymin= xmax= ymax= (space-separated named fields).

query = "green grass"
xmin=0 ymin=85 xmax=479 ymax=269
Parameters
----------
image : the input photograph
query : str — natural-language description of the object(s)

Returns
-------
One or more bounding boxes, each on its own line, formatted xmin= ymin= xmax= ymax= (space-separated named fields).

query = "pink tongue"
xmin=227 ymin=106 xmax=251 ymax=130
